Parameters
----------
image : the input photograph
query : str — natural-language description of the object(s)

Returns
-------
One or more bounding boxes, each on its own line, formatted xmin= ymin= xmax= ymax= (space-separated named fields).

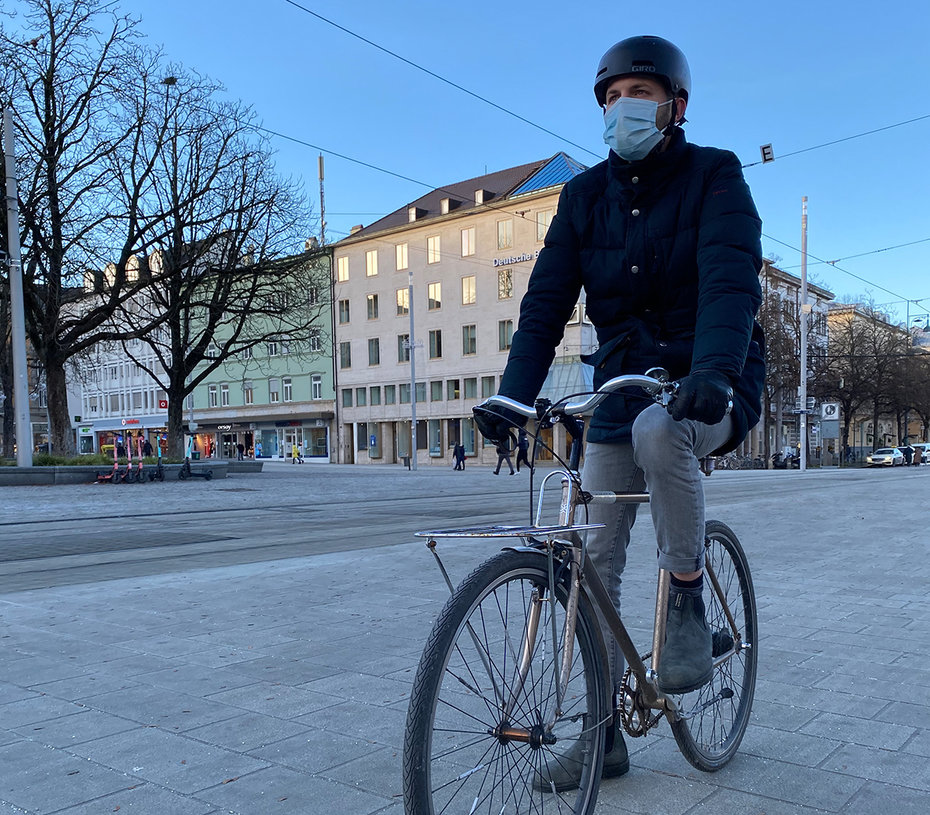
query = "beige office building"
xmin=332 ymin=153 xmax=596 ymax=466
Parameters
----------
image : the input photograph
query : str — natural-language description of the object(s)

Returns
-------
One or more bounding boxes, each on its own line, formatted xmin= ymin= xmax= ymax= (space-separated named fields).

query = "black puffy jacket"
xmin=498 ymin=128 xmax=764 ymax=453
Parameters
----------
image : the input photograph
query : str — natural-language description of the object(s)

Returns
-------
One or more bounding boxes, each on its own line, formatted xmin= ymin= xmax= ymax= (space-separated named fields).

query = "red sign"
xmin=121 ymin=419 xmax=141 ymax=425
xmin=158 ymin=400 xmax=168 ymax=409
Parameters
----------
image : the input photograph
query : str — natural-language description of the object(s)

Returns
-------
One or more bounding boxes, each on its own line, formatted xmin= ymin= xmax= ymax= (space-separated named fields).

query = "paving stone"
xmin=197 ymin=765 xmax=391 ymax=814
xmin=0 ymin=739 xmax=136 ymax=813
xmin=248 ymin=728 xmax=383 ymax=774
xmin=184 ymin=712 xmax=312 ymax=753
xmin=53 ymin=783 xmax=217 ymax=815
xmin=798 ymin=710 xmax=916 ymax=750
xmin=79 ymin=685 xmax=243 ymax=732
xmin=206 ymin=681 xmax=343 ymax=719
xmin=820 ymin=742 xmax=930 ymax=790
xmin=13 ymin=708 xmax=138 ymax=747
xmin=66 ymin=726 xmax=270 ymax=794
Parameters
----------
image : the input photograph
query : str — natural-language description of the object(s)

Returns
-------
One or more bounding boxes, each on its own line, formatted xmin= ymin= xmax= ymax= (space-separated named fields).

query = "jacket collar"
xmin=605 ymin=127 xmax=688 ymax=190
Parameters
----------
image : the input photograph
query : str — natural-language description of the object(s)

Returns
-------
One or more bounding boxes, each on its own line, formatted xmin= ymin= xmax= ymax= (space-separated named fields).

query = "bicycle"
xmin=402 ymin=370 xmax=758 ymax=814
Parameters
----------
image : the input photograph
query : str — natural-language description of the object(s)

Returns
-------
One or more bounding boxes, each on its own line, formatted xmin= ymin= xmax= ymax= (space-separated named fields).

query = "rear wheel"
xmin=404 ymin=548 xmax=609 ymax=814
xmin=669 ymin=521 xmax=757 ymax=771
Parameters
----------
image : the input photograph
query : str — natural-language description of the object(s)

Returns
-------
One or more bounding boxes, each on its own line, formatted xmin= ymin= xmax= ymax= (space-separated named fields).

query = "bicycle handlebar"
xmin=478 ymin=372 xmax=674 ymax=420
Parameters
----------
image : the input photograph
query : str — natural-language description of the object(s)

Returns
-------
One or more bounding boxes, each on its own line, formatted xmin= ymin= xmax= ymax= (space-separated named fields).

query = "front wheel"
xmin=403 ymin=548 xmax=609 ymax=814
xmin=669 ymin=520 xmax=758 ymax=771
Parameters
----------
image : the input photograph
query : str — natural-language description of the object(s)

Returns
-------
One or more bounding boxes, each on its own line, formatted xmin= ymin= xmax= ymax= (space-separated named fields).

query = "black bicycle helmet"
xmin=594 ymin=35 xmax=691 ymax=107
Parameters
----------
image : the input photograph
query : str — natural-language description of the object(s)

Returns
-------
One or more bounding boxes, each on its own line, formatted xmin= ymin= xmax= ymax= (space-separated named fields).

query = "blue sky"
xmin=12 ymin=0 xmax=930 ymax=322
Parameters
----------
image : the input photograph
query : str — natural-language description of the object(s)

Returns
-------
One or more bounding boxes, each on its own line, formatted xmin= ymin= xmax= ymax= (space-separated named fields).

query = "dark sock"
xmin=670 ymin=573 xmax=703 ymax=591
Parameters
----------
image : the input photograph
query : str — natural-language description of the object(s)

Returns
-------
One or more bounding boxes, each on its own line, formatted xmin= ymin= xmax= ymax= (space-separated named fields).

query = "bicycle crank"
xmin=618 ymin=661 xmax=664 ymax=737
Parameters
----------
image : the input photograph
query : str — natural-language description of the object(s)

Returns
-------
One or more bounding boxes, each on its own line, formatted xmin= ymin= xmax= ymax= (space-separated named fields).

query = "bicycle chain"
xmin=618 ymin=656 xmax=665 ymax=737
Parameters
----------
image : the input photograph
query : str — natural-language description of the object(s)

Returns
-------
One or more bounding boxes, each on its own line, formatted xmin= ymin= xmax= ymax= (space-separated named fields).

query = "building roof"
xmin=342 ymin=152 xmax=587 ymax=240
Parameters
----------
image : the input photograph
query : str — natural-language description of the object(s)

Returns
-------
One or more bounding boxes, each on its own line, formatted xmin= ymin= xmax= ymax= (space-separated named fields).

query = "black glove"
xmin=669 ymin=370 xmax=734 ymax=425
xmin=473 ymin=404 xmax=526 ymax=448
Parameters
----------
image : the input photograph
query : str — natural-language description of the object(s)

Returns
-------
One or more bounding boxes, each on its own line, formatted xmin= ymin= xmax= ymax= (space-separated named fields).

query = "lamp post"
xmin=3 ymin=107 xmax=32 ymax=466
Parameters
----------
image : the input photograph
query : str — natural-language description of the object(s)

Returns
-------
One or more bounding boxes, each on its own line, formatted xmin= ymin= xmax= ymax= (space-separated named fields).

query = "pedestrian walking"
xmin=292 ymin=443 xmax=303 ymax=463
xmin=493 ymin=442 xmax=515 ymax=476
xmin=473 ymin=34 xmax=763 ymax=787
xmin=255 ymin=440 xmax=263 ymax=459
xmin=236 ymin=442 xmax=245 ymax=461
xmin=452 ymin=443 xmax=466 ymax=470
xmin=515 ymin=429 xmax=531 ymax=472
xmin=142 ymin=438 xmax=154 ymax=458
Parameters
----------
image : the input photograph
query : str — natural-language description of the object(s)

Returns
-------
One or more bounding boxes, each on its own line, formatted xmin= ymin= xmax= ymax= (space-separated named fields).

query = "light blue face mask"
xmin=602 ymin=97 xmax=673 ymax=161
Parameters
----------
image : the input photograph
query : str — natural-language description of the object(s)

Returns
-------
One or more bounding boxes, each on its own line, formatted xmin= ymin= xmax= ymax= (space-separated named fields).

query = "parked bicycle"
xmin=403 ymin=370 xmax=757 ymax=814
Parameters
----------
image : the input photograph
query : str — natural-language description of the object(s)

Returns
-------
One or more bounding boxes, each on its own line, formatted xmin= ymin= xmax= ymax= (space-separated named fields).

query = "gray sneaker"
xmin=535 ymin=721 xmax=629 ymax=792
xmin=657 ymin=588 xmax=713 ymax=695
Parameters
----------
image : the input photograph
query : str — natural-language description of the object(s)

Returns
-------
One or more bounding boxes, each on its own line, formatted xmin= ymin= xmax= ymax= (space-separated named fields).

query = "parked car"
xmin=866 ymin=448 xmax=904 ymax=467
xmin=911 ymin=443 xmax=930 ymax=464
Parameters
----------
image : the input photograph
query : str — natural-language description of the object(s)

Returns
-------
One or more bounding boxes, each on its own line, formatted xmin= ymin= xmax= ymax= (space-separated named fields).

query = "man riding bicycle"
xmin=475 ymin=34 xmax=765 ymax=789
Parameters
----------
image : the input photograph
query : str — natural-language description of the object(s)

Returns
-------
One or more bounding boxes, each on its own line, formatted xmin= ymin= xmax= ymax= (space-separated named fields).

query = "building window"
xmin=429 ymin=329 xmax=442 ymax=359
xmin=497 ymin=219 xmax=513 ymax=250
xmin=240 ymin=345 xmax=253 ymax=360
xmin=208 ymin=384 xmax=217 ymax=407
xmin=396 ymin=288 xmax=409 ymax=316
xmin=338 ymin=299 xmax=350 ymax=324
xmin=311 ymin=375 xmax=322 ymax=400
xmin=399 ymin=383 xmax=411 ymax=404
xmin=336 ymin=255 xmax=349 ymax=281
xmin=269 ymin=378 xmax=280 ymax=403
xmin=206 ymin=343 xmax=219 ymax=360
xmin=427 ymin=234 xmax=441 ymax=264
xmin=464 ymin=377 xmax=478 ymax=399
xmin=536 ymin=208 xmax=554 ymax=241
xmin=367 ymin=293 xmax=379 ymax=320
xmin=447 ymin=379 xmax=460 ymax=400
xmin=498 ymin=268 xmax=513 ymax=299
xmin=357 ymin=422 xmax=368 ymax=451
xmin=243 ymin=381 xmax=254 ymax=405
xmin=339 ymin=341 xmax=352 ymax=369
xmin=415 ymin=382 xmax=426 ymax=403
xmin=366 ymin=249 xmax=378 ymax=276
xmin=430 ymin=380 xmax=443 ymax=401
xmin=461 ymin=226 xmax=476 ymax=257
xmin=395 ymin=242 xmax=408 ymax=271
xmin=428 ymin=282 xmax=442 ymax=310
xmin=356 ymin=386 xmax=367 ymax=406
xmin=398 ymin=334 xmax=410 ymax=363
xmin=462 ymin=275 xmax=476 ymax=305
xmin=481 ymin=376 xmax=496 ymax=398
xmin=283 ymin=377 xmax=293 ymax=402
xmin=221 ymin=383 xmax=229 ymax=406
xmin=462 ymin=324 xmax=477 ymax=356
xmin=499 ymin=319 xmax=514 ymax=351
xmin=281 ymin=336 xmax=291 ymax=355
xmin=267 ymin=341 xmax=279 ymax=356
xmin=368 ymin=337 xmax=380 ymax=365
xmin=385 ymin=384 xmax=396 ymax=404
xmin=309 ymin=327 xmax=323 ymax=352
xmin=308 ymin=286 xmax=320 ymax=306
xmin=342 ymin=388 xmax=353 ymax=408
xmin=370 ymin=386 xmax=381 ymax=405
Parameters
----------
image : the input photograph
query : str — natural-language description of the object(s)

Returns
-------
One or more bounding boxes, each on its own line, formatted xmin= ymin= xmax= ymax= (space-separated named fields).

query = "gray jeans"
xmin=581 ymin=403 xmax=734 ymax=690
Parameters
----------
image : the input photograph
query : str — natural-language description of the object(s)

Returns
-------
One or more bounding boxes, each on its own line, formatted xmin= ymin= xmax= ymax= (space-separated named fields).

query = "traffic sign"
xmin=821 ymin=402 xmax=840 ymax=419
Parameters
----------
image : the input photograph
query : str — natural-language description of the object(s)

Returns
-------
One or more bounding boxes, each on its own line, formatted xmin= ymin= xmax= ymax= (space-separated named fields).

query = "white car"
xmin=866 ymin=448 xmax=904 ymax=467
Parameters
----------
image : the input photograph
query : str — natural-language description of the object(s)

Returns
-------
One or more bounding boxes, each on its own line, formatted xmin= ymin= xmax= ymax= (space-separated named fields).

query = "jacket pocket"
xmin=580 ymin=331 xmax=632 ymax=371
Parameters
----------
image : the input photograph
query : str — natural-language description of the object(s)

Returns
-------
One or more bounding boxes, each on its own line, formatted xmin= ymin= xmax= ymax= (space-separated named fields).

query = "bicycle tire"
xmin=403 ymin=548 xmax=610 ymax=814
xmin=669 ymin=520 xmax=757 ymax=771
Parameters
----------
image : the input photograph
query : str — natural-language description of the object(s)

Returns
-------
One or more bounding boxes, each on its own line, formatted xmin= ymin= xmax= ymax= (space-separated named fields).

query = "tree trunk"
xmin=166 ymin=388 xmax=187 ymax=459
xmin=45 ymin=358 xmax=75 ymax=456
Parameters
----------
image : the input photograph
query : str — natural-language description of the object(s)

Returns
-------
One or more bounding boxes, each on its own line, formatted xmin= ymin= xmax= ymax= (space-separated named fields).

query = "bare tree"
xmin=104 ymin=67 xmax=323 ymax=457
xmin=0 ymin=0 xmax=164 ymax=454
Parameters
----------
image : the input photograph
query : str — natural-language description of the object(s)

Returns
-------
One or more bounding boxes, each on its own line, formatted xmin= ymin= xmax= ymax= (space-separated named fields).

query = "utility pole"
xmin=407 ymin=268 xmax=417 ymax=470
xmin=799 ymin=196 xmax=809 ymax=472
xmin=318 ymin=153 xmax=326 ymax=247
xmin=3 ymin=108 xmax=32 ymax=467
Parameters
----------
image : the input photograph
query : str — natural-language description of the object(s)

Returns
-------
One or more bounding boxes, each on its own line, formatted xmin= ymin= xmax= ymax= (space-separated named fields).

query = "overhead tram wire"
xmin=253 ymin=115 xmax=925 ymax=301
xmin=280 ymin=0 xmax=602 ymax=161
xmin=781 ymin=236 xmax=930 ymax=270
xmin=742 ymin=113 xmax=930 ymax=168
xmin=762 ymin=233 xmax=930 ymax=315
xmin=278 ymin=3 xmax=930 ymax=176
